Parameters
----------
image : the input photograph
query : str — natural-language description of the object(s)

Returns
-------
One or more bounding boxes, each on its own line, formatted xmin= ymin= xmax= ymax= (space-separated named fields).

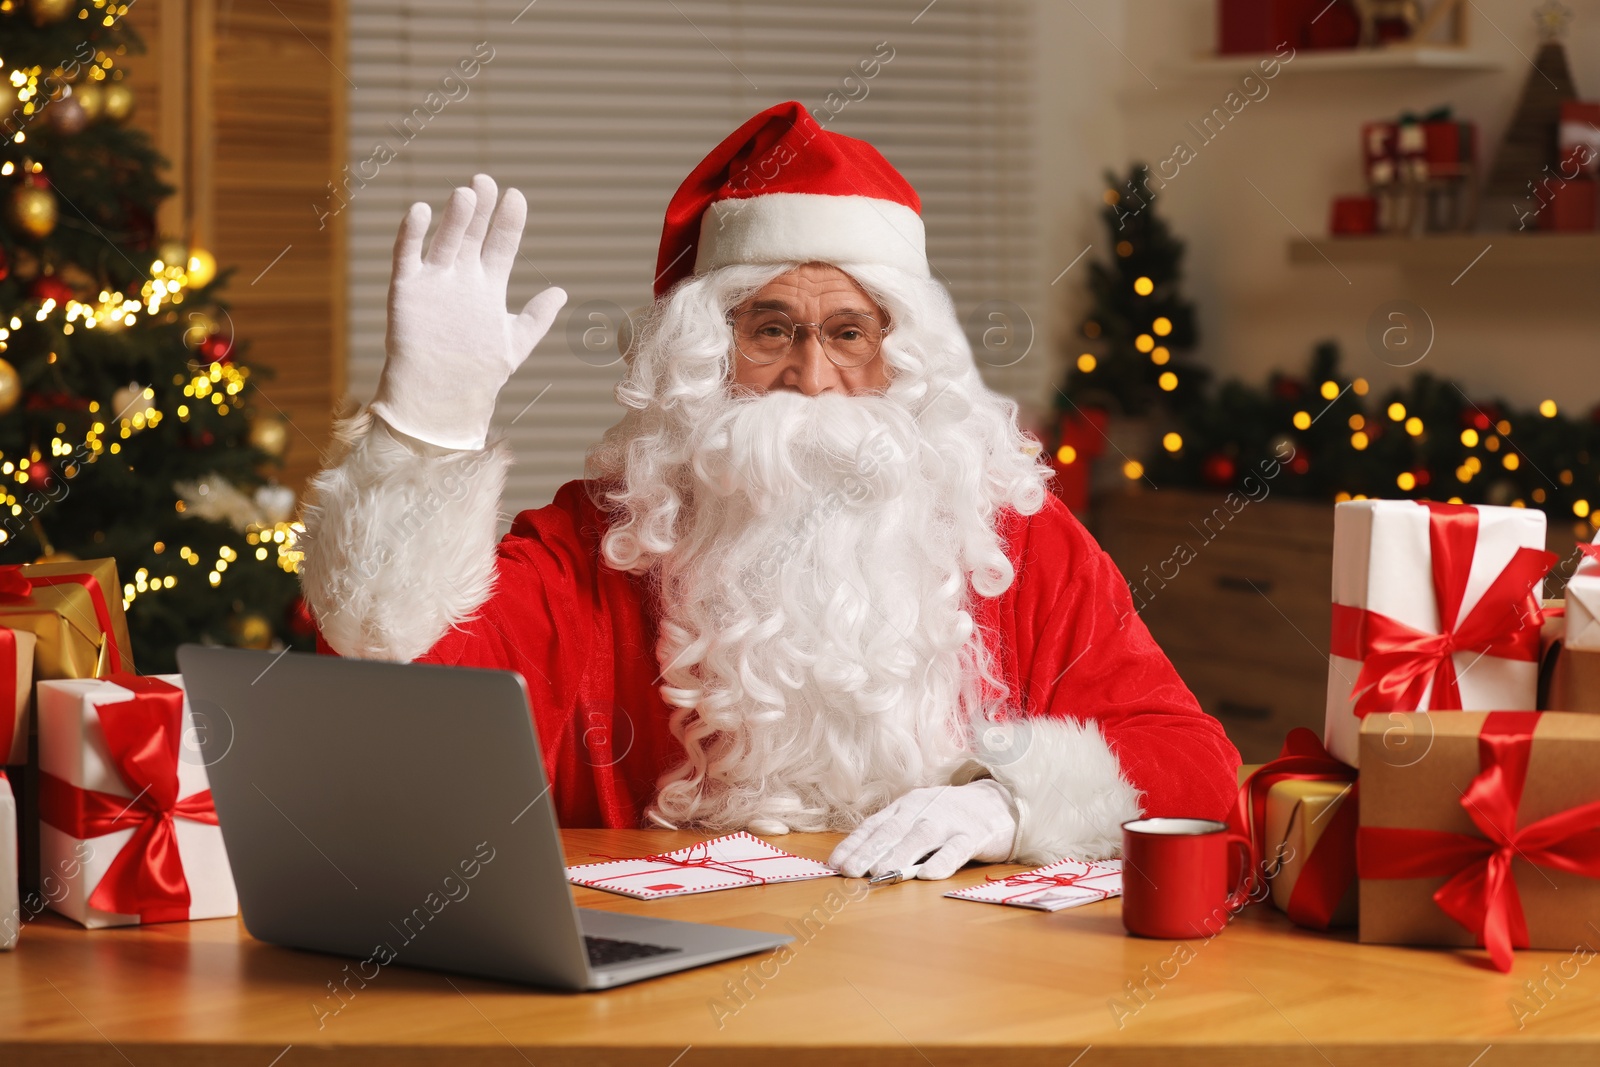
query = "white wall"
xmin=1036 ymin=0 xmax=1600 ymax=411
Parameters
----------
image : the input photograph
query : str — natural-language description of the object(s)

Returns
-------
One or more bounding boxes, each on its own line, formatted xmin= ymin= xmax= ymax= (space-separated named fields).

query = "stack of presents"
xmin=1 ymin=559 xmax=236 ymax=951
xmin=1236 ymin=499 xmax=1600 ymax=971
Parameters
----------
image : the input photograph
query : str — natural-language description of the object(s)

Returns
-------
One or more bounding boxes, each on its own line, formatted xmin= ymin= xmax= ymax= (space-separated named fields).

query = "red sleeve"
xmin=983 ymin=493 xmax=1240 ymax=851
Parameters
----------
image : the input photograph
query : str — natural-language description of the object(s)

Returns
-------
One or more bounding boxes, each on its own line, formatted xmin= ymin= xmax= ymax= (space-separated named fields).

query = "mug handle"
xmin=1223 ymin=832 xmax=1256 ymax=914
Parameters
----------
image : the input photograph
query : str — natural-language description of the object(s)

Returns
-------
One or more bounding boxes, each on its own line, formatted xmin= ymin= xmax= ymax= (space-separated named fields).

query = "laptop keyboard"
xmin=584 ymin=935 xmax=683 ymax=968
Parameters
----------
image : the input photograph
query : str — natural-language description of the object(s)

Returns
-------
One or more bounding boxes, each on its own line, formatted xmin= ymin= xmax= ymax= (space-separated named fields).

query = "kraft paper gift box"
xmin=1324 ymin=500 xmax=1553 ymax=767
xmin=1265 ymin=779 xmax=1357 ymax=928
xmin=0 ymin=772 xmax=16 ymax=951
xmin=1357 ymin=711 xmax=1600 ymax=972
xmin=1564 ymin=538 xmax=1600 ymax=652
xmin=0 ymin=559 xmax=135 ymax=682
xmin=37 ymin=674 xmax=237 ymax=928
xmin=1 ymin=627 xmax=36 ymax=766
xmin=1547 ymin=646 xmax=1600 ymax=713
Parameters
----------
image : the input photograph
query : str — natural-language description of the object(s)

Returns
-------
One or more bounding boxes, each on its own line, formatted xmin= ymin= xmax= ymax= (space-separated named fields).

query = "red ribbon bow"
xmin=983 ymin=867 xmax=1119 ymax=905
xmin=1358 ymin=711 xmax=1600 ymax=972
xmin=38 ymin=674 xmax=217 ymax=922
xmin=1229 ymin=728 xmax=1359 ymax=930
xmin=0 ymin=627 xmax=18 ymax=763
xmin=0 ymin=566 xmax=31 ymax=602
xmin=1330 ymin=502 xmax=1554 ymax=716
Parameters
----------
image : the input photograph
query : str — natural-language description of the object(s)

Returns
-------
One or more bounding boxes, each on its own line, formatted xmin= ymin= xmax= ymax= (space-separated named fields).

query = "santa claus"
xmin=299 ymin=101 xmax=1239 ymax=882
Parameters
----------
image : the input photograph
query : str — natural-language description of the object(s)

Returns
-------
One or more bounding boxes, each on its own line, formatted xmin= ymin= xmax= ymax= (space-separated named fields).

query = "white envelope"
xmin=1324 ymin=500 xmax=1547 ymax=767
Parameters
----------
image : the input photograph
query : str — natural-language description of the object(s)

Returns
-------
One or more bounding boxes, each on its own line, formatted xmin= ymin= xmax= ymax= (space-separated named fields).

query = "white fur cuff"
xmin=954 ymin=716 xmax=1143 ymax=865
xmin=297 ymin=408 xmax=509 ymax=661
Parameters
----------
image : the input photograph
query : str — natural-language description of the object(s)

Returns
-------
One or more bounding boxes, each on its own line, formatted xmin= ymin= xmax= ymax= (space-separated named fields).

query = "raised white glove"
xmin=827 ymin=779 xmax=1019 ymax=881
xmin=371 ymin=173 xmax=567 ymax=451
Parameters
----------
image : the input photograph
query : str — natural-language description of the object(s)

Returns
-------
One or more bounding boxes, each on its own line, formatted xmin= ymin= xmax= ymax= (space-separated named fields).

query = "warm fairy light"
xmin=1387 ymin=402 xmax=1406 ymax=422
xmin=1397 ymin=472 xmax=1417 ymax=491
xmin=1456 ymin=465 xmax=1471 ymax=483
xmin=1292 ymin=411 xmax=1311 ymax=431
xmin=1465 ymin=456 xmax=1482 ymax=474
xmin=1461 ymin=428 xmax=1480 ymax=447
xmin=1561 ymin=470 xmax=1575 ymax=485
xmin=1135 ymin=334 xmax=1154 ymax=353
xmin=1162 ymin=432 xmax=1183 ymax=452
xmin=1348 ymin=414 xmax=1364 ymax=430
xmin=1133 ymin=276 xmax=1154 ymax=296
xmin=1351 ymin=431 xmax=1369 ymax=450
xmin=1577 ymin=500 xmax=1592 ymax=518
xmin=1335 ymin=491 xmax=1351 ymax=503
xmin=1448 ymin=496 xmax=1464 ymax=504
xmin=1157 ymin=372 xmax=1177 ymax=392
xmin=1485 ymin=436 xmax=1501 ymax=453
xmin=1076 ymin=353 xmax=1096 ymax=373
xmin=1152 ymin=317 xmax=1172 ymax=336
xmin=1123 ymin=459 xmax=1145 ymax=480
xmin=1534 ymin=488 xmax=1547 ymax=504
xmin=1352 ymin=378 xmax=1369 ymax=396
xmin=1056 ymin=445 xmax=1077 ymax=465
xmin=1319 ymin=380 xmax=1339 ymax=400
xmin=1404 ymin=417 xmax=1423 ymax=437
xmin=1503 ymin=453 xmax=1520 ymax=471
xmin=1497 ymin=419 xmax=1512 ymax=435
xmin=1540 ymin=399 xmax=1558 ymax=418
xmin=1151 ymin=346 xmax=1170 ymax=365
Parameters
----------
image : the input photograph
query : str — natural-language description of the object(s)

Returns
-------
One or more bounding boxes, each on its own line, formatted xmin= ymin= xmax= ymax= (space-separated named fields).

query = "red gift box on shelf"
xmin=37 ymin=674 xmax=237 ymax=928
xmin=1559 ymin=101 xmax=1600 ymax=176
xmin=1217 ymin=0 xmax=1308 ymax=54
xmin=1359 ymin=711 xmax=1600 ymax=972
xmin=1543 ymin=178 xmax=1597 ymax=232
xmin=1330 ymin=195 xmax=1379 ymax=235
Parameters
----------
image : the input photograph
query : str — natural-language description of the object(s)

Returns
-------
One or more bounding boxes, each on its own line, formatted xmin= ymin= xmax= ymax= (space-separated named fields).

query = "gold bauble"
xmin=74 ymin=82 xmax=103 ymax=120
xmin=11 ymin=183 xmax=58 ymax=238
xmin=29 ymin=0 xmax=75 ymax=25
xmin=182 ymin=310 xmax=219 ymax=349
xmin=0 ymin=359 xmax=19 ymax=416
xmin=249 ymin=416 xmax=289 ymax=458
xmin=231 ymin=612 xmax=275 ymax=651
xmin=186 ymin=248 xmax=217 ymax=288
xmin=34 ymin=550 xmax=78 ymax=564
xmin=102 ymin=81 xmax=134 ymax=122
xmin=156 ymin=239 xmax=188 ymax=272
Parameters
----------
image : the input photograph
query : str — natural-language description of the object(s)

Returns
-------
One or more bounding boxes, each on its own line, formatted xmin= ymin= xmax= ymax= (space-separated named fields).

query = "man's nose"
xmin=784 ymin=328 xmax=841 ymax=396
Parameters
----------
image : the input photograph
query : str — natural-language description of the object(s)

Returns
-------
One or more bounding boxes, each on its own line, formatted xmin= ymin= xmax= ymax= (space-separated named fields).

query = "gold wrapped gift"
xmin=0 ymin=559 xmax=135 ymax=682
xmin=1265 ymin=778 xmax=1358 ymax=928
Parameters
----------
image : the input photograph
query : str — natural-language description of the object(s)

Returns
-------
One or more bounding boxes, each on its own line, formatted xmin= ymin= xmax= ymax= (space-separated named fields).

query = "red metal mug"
xmin=1120 ymin=817 xmax=1252 ymax=940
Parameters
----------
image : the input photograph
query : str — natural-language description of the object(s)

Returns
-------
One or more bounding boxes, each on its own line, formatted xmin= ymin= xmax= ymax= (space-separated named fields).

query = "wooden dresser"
xmin=1091 ymin=489 xmax=1583 ymax=762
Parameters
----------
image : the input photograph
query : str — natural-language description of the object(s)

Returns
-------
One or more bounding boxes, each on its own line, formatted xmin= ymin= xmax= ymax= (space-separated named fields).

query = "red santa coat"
xmin=319 ymin=480 xmax=1240 ymax=853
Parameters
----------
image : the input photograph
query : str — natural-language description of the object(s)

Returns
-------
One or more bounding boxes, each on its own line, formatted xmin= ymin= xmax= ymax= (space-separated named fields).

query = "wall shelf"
xmin=1288 ymin=233 xmax=1600 ymax=270
xmin=1187 ymin=45 xmax=1501 ymax=76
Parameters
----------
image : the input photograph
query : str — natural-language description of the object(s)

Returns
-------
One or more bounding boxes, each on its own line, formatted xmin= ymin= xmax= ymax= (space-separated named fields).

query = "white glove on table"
xmin=371 ymin=172 xmax=567 ymax=451
xmin=827 ymin=779 xmax=1019 ymax=881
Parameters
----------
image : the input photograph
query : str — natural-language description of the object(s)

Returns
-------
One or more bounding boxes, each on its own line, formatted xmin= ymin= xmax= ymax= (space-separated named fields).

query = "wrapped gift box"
xmin=0 ymin=559 xmax=134 ymax=681
xmin=1325 ymin=500 xmax=1553 ymax=766
xmin=1565 ymin=542 xmax=1600 ymax=651
xmin=1265 ymin=778 xmax=1357 ymax=927
xmin=37 ymin=674 xmax=236 ymax=928
xmin=1358 ymin=711 xmax=1600 ymax=971
xmin=0 ymin=773 xmax=15 ymax=951
xmin=1 ymin=627 xmax=36 ymax=766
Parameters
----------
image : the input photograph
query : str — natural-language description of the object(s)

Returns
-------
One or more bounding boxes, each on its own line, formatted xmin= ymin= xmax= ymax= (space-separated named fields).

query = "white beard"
xmin=646 ymin=389 xmax=988 ymax=834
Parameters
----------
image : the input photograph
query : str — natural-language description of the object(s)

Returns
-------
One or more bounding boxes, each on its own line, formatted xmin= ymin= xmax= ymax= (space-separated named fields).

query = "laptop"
xmin=176 ymin=644 xmax=792 ymax=990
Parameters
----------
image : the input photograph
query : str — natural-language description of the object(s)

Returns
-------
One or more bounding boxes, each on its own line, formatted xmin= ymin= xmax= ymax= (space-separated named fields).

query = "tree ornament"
xmin=0 ymin=359 xmax=20 ymax=415
xmin=199 ymin=333 xmax=234 ymax=365
xmin=1201 ymin=452 xmax=1237 ymax=487
xmin=29 ymin=274 xmax=74 ymax=306
xmin=111 ymin=382 xmax=148 ymax=419
xmin=49 ymin=93 xmax=88 ymax=135
xmin=254 ymin=483 xmax=297 ymax=524
xmin=248 ymin=416 xmax=288 ymax=458
xmin=10 ymin=178 xmax=58 ymax=238
xmin=186 ymin=247 xmax=217 ymax=288
xmin=230 ymin=612 xmax=275 ymax=651
xmin=28 ymin=0 xmax=75 ymax=25
xmin=73 ymin=81 xmax=103 ymax=120
xmin=285 ymin=595 xmax=317 ymax=639
xmin=102 ymin=81 xmax=135 ymax=122
xmin=156 ymin=238 xmax=188 ymax=272
xmin=0 ymin=244 xmax=8 ymax=282
xmin=182 ymin=311 xmax=219 ymax=349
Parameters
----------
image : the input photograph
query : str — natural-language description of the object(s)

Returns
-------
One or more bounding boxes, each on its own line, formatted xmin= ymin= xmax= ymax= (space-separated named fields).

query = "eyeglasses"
xmin=727 ymin=308 xmax=890 ymax=369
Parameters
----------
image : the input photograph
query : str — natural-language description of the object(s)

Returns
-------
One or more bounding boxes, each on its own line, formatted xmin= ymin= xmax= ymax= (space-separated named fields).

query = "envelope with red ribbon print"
xmin=945 ymin=857 xmax=1123 ymax=912
xmin=1324 ymin=500 xmax=1554 ymax=767
xmin=37 ymin=674 xmax=238 ymax=928
xmin=566 ymin=832 xmax=837 ymax=899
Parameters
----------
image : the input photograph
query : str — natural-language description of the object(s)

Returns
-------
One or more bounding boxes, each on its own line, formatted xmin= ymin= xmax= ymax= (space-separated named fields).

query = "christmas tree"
xmin=1058 ymin=164 xmax=1206 ymax=418
xmin=0 ymin=1 xmax=309 ymax=671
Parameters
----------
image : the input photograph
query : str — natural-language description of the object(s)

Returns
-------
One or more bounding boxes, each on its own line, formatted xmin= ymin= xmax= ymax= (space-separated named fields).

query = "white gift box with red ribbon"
xmin=37 ymin=674 xmax=237 ymax=928
xmin=1324 ymin=500 xmax=1554 ymax=767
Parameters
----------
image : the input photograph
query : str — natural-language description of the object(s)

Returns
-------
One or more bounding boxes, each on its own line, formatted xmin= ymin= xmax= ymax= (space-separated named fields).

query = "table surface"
xmin=3 ymin=829 xmax=1598 ymax=1066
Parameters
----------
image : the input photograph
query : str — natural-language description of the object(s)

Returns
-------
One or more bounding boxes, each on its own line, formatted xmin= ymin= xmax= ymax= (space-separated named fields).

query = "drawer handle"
xmin=1216 ymin=574 xmax=1272 ymax=594
xmin=1216 ymin=700 xmax=1272 ymax=722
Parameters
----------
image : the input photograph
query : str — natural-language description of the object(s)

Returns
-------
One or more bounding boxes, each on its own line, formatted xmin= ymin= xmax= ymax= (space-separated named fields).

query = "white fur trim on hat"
xmin=695 ymin=192 xmax=928 ymax=278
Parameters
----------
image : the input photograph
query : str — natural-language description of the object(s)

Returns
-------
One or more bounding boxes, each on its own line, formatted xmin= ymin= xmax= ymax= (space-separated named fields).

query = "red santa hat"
xmin=653 ymin=101 xmax=927 ymax=299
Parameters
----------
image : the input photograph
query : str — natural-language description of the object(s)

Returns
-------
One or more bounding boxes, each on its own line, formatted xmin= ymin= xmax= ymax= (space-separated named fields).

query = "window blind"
xmin=346 ymin=0 xmax=1041 ymax=513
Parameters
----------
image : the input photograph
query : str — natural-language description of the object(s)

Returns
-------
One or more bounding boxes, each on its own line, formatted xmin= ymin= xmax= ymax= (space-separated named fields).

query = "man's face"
xmin=728 ymin=263 xmax=892 ymax=396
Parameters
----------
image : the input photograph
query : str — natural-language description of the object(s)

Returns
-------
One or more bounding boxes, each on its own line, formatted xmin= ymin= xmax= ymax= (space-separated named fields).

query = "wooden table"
xmin=3 ymin=829 xmax=1597 ymax=1065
